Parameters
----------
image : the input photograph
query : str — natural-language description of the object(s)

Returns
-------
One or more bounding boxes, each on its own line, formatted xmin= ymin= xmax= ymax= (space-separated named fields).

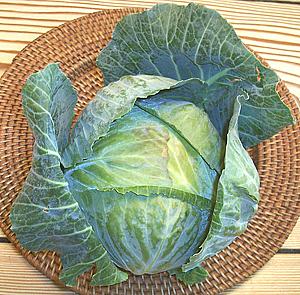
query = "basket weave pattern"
xmin=0 ymin=9 xmax=299 ymax=295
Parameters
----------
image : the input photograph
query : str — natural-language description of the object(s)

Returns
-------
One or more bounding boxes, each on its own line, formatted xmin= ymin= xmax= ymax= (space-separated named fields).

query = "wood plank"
xmin=0 ymin=64 xmax=7 ymax=78
xmin=16 ymin=0 xmax=300 ymax=14
xmin=0 ymin=0 xmax=298 ymax=92
xmin=0 ymin=0 xmax=299 ymax=18
xmin=282 ymin=219 xmax=300 ymax=250
xmin=0 ymin=243 xmax=299 ymax=295
xmin=225 ymin=254 xmax=300 ymax=295
xmin=0 ymin=244 xmax=73 ymax=295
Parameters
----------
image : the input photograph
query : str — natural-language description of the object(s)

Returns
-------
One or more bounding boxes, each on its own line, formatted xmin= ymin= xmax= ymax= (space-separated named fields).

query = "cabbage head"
xmin=10 ymin=3 xmax=293 ymax=287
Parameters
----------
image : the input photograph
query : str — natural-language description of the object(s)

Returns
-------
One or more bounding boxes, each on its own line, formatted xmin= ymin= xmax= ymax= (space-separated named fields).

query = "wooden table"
xmin=0 ymin=0 xmax=299 ymax=294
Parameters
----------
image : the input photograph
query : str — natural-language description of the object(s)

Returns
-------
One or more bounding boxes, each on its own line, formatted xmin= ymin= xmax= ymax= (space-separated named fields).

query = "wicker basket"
xmin=0 ymin=8 xmax=299 ymax=295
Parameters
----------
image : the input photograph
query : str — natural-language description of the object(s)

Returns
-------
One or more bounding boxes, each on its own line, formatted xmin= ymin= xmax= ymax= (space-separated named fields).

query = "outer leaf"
xmin=183 ymin=96 xmax=260 ymax=272
xmin=67 ymin=188 xmax=211 ymax=275
xmin=169 ymin=266 xmax=208 ymax=285
xmin=61 ymin=75 xmax=177 ymax=167
xmin=21 ymin=63 xmax=77 ymax=154
xmin=10 ymin=64 xmax=127 ymax=286
xmin=97 ymin=3 xmax=294 ymax=147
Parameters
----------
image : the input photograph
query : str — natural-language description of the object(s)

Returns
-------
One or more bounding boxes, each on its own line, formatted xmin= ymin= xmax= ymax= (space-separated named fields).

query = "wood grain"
xmin=0 ymin=243 xmax=299 ymax=295
xmin=225 ymin=254 xmax=300 ymax=295
xmin=0 ymin=244 xmax=73 ymax=295
xmin=0 ymin=0 xmax=299 ymax=294
xmin=0 ymin=0 xmax=299 ymax=97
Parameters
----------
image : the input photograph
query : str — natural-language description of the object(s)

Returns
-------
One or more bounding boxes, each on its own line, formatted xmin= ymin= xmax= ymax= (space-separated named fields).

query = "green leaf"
xmin=10 ymin=64 xmax=127 ymax=287
xmin=64 ymin=104 xmax=218 ymax=200
xmin=21 ymin=63 xmax=77 ymax=155
xmin=61 ymin=75 xmax=178 ymax=167
xmin=67 ymin=188 xmax=211 ymax=275
xmin=183 ymin=95 xmax=260 ymax=272
xmin=136 ymin=97 xmax=224 ymax=172
xmin=97 ymin=3 xmax=294 ymax=147
xmin=169 ymin=266 xmax=208 ymax=285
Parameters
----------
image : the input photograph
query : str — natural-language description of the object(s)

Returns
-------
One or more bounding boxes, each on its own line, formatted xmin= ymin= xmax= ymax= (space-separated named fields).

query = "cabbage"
xmin=11 ymin=3 xmax=293 ymax=287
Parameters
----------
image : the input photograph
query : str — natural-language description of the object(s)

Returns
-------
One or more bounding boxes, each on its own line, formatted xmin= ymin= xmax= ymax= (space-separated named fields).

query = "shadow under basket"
xmin=0 ymin=8 xmax=299 ymax=295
